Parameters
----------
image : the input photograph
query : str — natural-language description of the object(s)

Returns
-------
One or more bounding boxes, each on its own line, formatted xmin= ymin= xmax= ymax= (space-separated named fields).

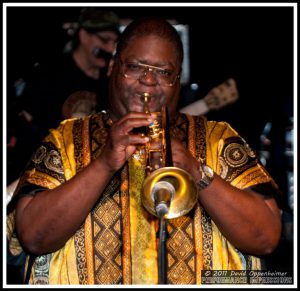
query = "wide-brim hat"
xmin=78 ymin=7 xmax=120 ymax=34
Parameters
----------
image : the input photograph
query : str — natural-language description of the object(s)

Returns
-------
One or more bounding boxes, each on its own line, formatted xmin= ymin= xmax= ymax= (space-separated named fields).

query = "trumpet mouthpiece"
xmin=142 ymin=92 xmax=151 ymax=102
xmin=142 ymin=93 xmax=151 ymax=114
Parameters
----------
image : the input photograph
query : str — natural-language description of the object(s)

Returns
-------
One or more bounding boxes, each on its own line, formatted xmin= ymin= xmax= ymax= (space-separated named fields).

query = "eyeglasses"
xmin=93 ymin=33 xmax=118 ymax=46
xmin=120 ymin=60 xmax=180 ymax=87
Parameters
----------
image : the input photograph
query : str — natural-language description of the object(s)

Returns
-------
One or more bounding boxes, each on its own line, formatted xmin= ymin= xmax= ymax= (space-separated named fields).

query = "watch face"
xmin=197 ymin=165 xmax=214 ymax=191
xmin=203 ymin=165 xmax=214 ymax=179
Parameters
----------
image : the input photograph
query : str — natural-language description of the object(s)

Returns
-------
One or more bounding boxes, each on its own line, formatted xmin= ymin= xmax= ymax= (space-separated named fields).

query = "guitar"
xmin=180 ymin=78 xmax=239 ymax=115
xmin=62 ymin=90 xmax=97 ymax=119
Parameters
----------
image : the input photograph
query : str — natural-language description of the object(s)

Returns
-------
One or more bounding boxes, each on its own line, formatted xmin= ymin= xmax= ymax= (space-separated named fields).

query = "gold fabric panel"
xmin=92 ymin=178 xmax=123 ymax=284
xmin=167 ymin=214 xmax=196 ymax=284
xmin=26 ymin=170 xmax=61 ymax=190
xmin=166 ymin=115 xmax=195 ymax=284
xmin=72 ymin=119 xmax=88 ymax=284
xmin=47 ymin=120 xmax=80 ymax=284
xmin=74 ymin=227 xmax=88 ymax=284
xmin=193 ymin=205 xmax=203 ymax=284
xmin=49 ymin=238 xmax=79 ymax=284
xmin=128 ymin=150 xmax=158 ymax=284
xmin=7 ymin=211 xmax=23 ymax=257
xmin=166 ymin=115 xmax=213 ymax=284
xmin=88 ymin=114 xmax=124 ymax=284
xmin=73 ymin=119 xmax=84 ymax=172
xmin=82 ymin=117 xmax=94 ymax=285
xmin=193 ymin=116 xmax=214 ymax=275
xmin=120 ymin=167 xmax=132 ymax=284
xmin=233 ymin=164 xmax=274 ymax=189
xmin=187 ymin=115 xmax=204 ymax=284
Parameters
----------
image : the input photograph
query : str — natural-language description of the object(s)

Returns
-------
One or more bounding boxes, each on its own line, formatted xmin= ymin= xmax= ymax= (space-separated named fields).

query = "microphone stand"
xmin=155 ymin=189 xmax=171 ymax=284
xmin=158 ymin=216 xmax=168 ymax=284
xmin=157 ymin=106 xmax=172 ymax=284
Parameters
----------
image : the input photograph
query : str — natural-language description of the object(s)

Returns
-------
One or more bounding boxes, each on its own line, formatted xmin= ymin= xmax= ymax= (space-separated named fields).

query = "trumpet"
xmin=141 ymin=93 xmax=198 ymax=219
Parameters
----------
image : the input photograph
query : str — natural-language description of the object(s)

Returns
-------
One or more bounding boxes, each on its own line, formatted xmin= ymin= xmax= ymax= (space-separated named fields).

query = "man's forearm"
xmin=16 ymin=157 xmax=115 ymax=255
xmin=198 ymin=175 xmax=282 ymax=255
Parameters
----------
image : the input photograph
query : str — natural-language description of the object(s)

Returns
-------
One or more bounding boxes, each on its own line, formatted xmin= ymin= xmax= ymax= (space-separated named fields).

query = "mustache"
xmin=92 ymin=47 xmax=113 ymax=62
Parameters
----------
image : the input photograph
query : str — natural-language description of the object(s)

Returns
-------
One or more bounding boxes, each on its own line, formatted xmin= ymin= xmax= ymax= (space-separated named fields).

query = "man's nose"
xmin=139 ymin=69 xmax=158 ymax=86
xmin=104 ymin=41 xmax=117 ymax=52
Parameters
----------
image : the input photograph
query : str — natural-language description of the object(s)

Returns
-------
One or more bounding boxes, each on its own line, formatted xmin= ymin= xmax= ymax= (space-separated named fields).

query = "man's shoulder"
xmin=59 ymin=112 xmax=107 ymax=128
xmin=187 ymin=114 xmax=239 ymax=140
xmin=31 ymin=53 xmax=74 ymax=76
xmin=189 ymin=114 xmax=231 ymax=129
xmin=52 ymin=112 xmax=109 ymax=147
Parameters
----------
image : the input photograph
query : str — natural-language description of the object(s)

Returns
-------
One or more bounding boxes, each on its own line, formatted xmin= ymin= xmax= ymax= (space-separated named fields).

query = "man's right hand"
xmin=99 ymin=112 xmax=156 ymax=173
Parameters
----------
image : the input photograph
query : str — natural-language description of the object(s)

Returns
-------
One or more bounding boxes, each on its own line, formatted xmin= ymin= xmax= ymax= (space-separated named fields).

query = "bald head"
xmin=115 ymin=17 xmax=183 ymax=64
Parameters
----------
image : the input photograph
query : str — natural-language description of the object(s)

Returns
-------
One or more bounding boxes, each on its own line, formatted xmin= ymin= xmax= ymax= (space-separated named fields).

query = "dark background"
xmin=5 ymin=5 xmax=295 ymax=283
xmin=6 ymin=5 xmax=294 ymax=192
xmin=6 ymin=5 xmax=294 ymax=148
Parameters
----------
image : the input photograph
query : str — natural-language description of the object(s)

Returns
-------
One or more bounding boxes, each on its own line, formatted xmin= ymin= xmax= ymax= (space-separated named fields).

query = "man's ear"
xmin=107 ymin=58 xmax=115 ymax=76
xmin=78 ymin=29 xmax=89 ymax=44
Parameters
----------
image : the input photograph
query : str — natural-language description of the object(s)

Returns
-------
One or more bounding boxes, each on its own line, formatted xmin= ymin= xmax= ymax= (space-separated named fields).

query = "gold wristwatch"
xmin=197 ymin=164 xmax=214 ymax=191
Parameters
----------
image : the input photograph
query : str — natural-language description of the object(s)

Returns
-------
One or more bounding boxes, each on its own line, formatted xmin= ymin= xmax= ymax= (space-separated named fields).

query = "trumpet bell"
xmin=142 ymin=166 xmax=198 ymax=219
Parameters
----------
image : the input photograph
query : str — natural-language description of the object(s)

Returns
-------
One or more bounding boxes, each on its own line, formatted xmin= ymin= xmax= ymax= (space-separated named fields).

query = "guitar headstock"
xmin=204 ymin=78 xmax=239 ymax=110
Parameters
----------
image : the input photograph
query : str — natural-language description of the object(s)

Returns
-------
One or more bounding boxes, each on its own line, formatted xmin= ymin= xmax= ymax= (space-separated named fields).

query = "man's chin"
xmin=95 ymin=58 xmax=107 ymax=68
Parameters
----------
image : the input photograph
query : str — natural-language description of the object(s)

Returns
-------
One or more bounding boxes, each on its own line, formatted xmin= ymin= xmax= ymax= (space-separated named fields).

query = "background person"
xmin=7 ymin=7 xmax=120 ymax=187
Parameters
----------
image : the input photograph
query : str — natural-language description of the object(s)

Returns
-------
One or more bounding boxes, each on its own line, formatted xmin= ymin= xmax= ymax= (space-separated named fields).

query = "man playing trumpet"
xmin=7 ymin=16 xmax=282 ymax=285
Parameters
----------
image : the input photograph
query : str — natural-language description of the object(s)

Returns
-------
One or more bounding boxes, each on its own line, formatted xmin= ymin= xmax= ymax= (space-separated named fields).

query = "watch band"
xmin=197 ymin=164 xmax=214 ymax=191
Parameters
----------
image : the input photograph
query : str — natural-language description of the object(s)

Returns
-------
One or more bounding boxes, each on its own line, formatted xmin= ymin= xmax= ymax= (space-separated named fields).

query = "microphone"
xmin=92 ymin=47 xmax=113 ymax=62
xmin=151 ymin=181 xmax=175 ymax=217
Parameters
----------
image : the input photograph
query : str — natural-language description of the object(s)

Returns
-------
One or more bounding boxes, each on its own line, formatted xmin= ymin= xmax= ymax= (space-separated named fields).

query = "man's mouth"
xmin=92 ymin=48 xmax=113 ymax=62
xmin=129 ymin=92 xmax=162 ymax=113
